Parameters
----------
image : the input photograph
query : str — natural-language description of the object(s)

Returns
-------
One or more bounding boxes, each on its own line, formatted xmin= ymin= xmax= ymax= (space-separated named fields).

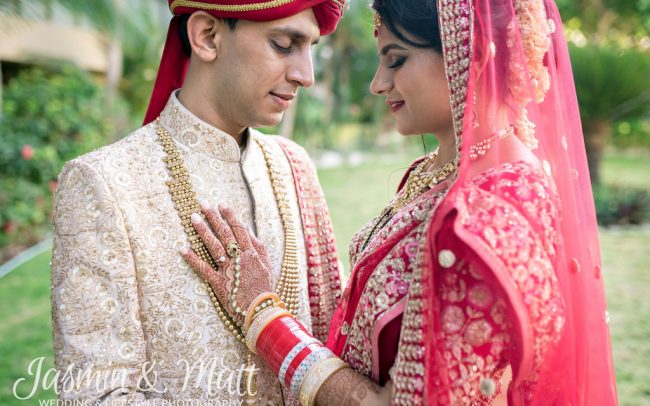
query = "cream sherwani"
xmin=51 ymin=93 xmax=317 ymax=404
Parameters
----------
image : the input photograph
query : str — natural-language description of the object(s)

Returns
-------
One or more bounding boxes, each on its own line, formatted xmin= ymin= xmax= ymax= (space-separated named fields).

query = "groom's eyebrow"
xmin=268 ymin=27 xmax=321 ymax=45
xmin=381 ymin=43 xmax=408 ymax=55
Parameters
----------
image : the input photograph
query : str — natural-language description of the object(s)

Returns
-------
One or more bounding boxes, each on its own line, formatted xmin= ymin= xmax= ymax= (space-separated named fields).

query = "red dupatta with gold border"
xmin=275 ymin=136 xmax=343 ymax=342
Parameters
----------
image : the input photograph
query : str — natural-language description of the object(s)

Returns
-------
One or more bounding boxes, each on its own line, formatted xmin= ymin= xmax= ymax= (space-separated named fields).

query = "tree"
xmin=557 ymin=0 xmax=650 ymax=41
xmin=570 ymin=44 xmax=650 ymax=183
xmin=55 ymin=0 xmax=167 ymax=117
xmin=558 ymin=0 xmax=650 ymax=183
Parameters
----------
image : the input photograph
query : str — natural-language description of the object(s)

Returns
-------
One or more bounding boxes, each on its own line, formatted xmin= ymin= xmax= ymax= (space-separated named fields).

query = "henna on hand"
xmin=315 ymin=367 xmax=389 ymax=406
xmin=222 ymin=209 xmax=271 ymax=308
xmin=220 ymin=206 xmax=254 ymax=251
xmin=180 ymin=247 xmax=228 ymax=299
xmin=251 ymin=235 xmax=270 ymax=265
xmin=191 ymin=212 xmax=227 ymax=262
xmin=182 ymin=204 xmax=274 ymax=325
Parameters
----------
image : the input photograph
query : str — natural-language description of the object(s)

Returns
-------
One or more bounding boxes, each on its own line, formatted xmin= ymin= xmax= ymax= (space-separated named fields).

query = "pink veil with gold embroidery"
xmin=422 ymin=0 xmax=617 ymax=404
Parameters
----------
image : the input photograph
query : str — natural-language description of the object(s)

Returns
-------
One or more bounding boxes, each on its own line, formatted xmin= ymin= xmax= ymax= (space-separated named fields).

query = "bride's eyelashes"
xmin=388 ymin=56 xmax=407 ymax=69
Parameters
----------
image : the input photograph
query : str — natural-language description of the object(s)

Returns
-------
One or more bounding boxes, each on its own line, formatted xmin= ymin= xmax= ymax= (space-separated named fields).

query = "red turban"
xmin=143 ymin=0 xmax=345 ymax=125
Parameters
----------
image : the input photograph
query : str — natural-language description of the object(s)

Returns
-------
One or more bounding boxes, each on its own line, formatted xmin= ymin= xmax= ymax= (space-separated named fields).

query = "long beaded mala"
xmin=156 ymin=119 xmax=301 ymax=403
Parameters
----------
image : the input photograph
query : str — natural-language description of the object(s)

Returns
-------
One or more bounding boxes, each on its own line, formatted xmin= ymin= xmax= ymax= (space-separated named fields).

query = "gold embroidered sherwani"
xmin=51 ymin=93 xmax=340 ymax=404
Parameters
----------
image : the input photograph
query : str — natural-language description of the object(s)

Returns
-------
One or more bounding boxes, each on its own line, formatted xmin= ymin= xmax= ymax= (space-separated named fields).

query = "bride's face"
xmin=370 ymin=25 xmax=453 ymax=138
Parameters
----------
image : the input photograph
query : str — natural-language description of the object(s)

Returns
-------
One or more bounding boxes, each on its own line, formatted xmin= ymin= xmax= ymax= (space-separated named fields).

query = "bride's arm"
xmin=315 ymin=368 xmax=392 ymax=405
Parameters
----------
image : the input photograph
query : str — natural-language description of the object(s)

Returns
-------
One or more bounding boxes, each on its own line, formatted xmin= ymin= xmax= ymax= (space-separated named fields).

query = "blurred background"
xmin=0 ymin=0 xmax=648 ymax=404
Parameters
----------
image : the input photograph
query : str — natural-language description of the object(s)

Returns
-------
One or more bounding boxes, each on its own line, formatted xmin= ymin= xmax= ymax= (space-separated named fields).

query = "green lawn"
xmin=1 ymin=152 xmax=648 ymax=404
xmin=0 ymin=251 xmax=56 ymax=403
xmin=319 ymin=158 xmax=412 ymax=271
xmin=601 ymin=229 xmax=650 ymax=404
xmin=601 ymin=150 xmax=650 ymax=189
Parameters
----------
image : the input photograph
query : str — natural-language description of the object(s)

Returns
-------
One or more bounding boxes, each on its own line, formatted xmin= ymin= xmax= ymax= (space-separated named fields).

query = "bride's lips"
xmin=270 ymin=92 xmax=295 ymax=109
xmin=387 ymin=99 xmax=405 ymax=113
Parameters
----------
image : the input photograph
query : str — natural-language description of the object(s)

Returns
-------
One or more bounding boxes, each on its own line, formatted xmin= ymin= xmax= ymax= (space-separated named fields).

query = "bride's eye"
xmin=388 ymin=56 xmax=407 ymax=69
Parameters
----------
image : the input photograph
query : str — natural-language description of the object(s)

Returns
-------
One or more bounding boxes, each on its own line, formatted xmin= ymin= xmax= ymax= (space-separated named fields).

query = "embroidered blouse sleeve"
xmin=390 ymin=218 xmax=512 ymax=405
xmin=433 ymin=229 xmax=512 ymax=404
xmin=51 ymin=160 xmax=158 ymax=403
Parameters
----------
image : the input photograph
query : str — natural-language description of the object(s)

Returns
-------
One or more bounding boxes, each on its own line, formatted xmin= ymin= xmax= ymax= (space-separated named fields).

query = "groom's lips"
xmin=270 ymin=92 xmax=295 ymax=109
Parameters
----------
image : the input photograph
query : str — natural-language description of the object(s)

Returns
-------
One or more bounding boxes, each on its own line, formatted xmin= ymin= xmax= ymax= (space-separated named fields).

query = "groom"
xmin=51 ymin=1 xmax=344 ymax=404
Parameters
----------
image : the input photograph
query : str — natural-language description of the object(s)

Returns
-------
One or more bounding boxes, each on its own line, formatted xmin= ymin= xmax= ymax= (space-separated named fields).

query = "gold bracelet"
xmin=245 ymin=292 xmax=284 ymax=330
xmin=244 ymin=306 xmax=292 ymax=353
xmin=299 ymin=357 xmax=349 ymax=406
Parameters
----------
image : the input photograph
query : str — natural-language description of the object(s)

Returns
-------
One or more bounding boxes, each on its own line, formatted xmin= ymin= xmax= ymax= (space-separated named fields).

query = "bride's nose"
xmin=370 ymin=67 xmax=392 ymax=95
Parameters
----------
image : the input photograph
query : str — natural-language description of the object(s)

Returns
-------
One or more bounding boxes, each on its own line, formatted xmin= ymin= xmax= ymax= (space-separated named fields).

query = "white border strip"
xmin=0 ymin=237 xmax=52 ymax=279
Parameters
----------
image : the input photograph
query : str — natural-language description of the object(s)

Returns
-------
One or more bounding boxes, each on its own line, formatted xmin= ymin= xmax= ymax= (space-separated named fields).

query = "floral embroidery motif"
xmin=455 ymin=162 xmax=565 ymax=402
xmin=51 ymin=94 xmax=332 ymax=404
xmin=342 ymin=161 xmax=564 ymax=405
xmin=343 ymin=188 xmax=445 ymax=380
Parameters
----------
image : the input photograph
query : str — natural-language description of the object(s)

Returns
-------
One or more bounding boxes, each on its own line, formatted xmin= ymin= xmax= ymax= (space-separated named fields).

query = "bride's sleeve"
xmin=390 ymin=216 xmax=513 ymax=405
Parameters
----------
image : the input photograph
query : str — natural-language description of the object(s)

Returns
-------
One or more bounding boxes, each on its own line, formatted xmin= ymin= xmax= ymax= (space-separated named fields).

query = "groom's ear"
xmin=187 ymin=11 xmax=225 ymax=63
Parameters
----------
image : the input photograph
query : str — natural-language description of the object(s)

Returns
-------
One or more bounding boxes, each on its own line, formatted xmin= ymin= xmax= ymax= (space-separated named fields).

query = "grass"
xmin=318 ymin=156 xmax=413 ymax=271
xmin=0 ymin=250 xmax=56 ymax=403
xmin=601 ymin=229 xmax=650 ymax=404
xmin=601 ymin=149 xmax=650 ymax=189
xmin=0 ymin=152 xmax=648 ymax=404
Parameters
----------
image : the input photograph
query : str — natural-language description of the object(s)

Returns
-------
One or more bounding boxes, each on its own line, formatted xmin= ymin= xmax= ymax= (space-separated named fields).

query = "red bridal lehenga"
xmin=326 ymin=0 xmax=618 ymax=404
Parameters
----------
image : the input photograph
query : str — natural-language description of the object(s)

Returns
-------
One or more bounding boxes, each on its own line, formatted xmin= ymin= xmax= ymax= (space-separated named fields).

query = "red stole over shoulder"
xmin=275 ymin=137 xmax=342 ymax=342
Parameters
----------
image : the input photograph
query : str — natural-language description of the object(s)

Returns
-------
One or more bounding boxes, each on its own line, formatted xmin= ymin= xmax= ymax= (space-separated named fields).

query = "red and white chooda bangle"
xmin=244 ymin=299 xmax=348 ymax=405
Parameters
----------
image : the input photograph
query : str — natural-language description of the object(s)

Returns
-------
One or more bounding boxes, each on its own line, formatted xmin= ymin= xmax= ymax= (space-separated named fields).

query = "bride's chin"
xmin=395 ymin=123 xmax=424 ymax=137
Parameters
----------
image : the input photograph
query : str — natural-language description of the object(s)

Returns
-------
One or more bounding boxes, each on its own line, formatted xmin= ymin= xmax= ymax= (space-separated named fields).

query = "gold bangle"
xmin=244 ymin=292 xmax=284 ymax=330
xmin=244 ymin=306 xmax=292 ymax=353
xmin=299 ymin=357 xmax=349 ymax=406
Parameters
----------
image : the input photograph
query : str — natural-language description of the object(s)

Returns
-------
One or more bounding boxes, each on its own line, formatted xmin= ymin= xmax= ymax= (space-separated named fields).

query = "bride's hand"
xmin=181 ymin=203 xmax=273 ymax=326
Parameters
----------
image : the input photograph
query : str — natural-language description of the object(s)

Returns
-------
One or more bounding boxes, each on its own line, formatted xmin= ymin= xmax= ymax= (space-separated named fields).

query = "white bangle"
xmin=244 ymin=306 xmax=291 ymax=353
xmin=299 ymin=356 xmax=349 ymax=406
xmin=278 ymin=338 xmax=322 ymax=384
xmin=289 ymin=347 xmax=335 ymax=395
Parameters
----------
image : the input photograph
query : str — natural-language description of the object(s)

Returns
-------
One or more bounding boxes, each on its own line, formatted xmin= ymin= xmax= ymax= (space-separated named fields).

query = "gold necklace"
xmin=156 ymin=119 xmax=300 ymax=401
xmin=254 ymin=137 xmax=300 ymax=315
xmin=360 ymin=152 xmax=458 ymax=252
xmin=391 ymin=152 xmax=458 ymax=213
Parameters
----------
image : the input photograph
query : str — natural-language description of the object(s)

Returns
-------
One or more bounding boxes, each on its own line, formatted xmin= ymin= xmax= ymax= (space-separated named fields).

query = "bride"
xmin=182 ymin=0 xmax=618 ymax=404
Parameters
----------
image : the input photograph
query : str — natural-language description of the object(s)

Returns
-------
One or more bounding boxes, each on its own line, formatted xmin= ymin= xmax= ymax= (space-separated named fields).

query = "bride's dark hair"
xmin=371 ymin=0 xmax=442 ymax=53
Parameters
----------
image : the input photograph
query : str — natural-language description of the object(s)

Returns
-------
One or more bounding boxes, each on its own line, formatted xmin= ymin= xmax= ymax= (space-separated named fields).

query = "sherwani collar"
xmin=158 ymin=90 xmax=251 ymax=163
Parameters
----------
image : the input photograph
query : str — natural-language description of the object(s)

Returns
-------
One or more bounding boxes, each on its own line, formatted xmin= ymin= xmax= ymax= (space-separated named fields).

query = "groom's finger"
xmin=181 ymin=248 xmax=226 ymax=295
xmin=201 ymin=206 xmax=237 ymax=251
xmin=219 ymin=206 xmax=254 ymax=252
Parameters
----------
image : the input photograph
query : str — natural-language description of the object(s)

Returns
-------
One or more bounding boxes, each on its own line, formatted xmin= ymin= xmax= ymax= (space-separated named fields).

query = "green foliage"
xmin=593 ymin=183 xmax=650 ymax=226
xmin=570 ymin=44 xmax=650 ymax=123
xmin=293 ymin=2 xmax=383 ymax=149
xmin=557 ymin=0 xmax=650 ymax=37
xmin=53 ymin=0 xmax=167 ymax=123
xmin=611 ymin=119 xmax=650 ymax=148
xmin=0 ymin=64 xmax=125 ymax=251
